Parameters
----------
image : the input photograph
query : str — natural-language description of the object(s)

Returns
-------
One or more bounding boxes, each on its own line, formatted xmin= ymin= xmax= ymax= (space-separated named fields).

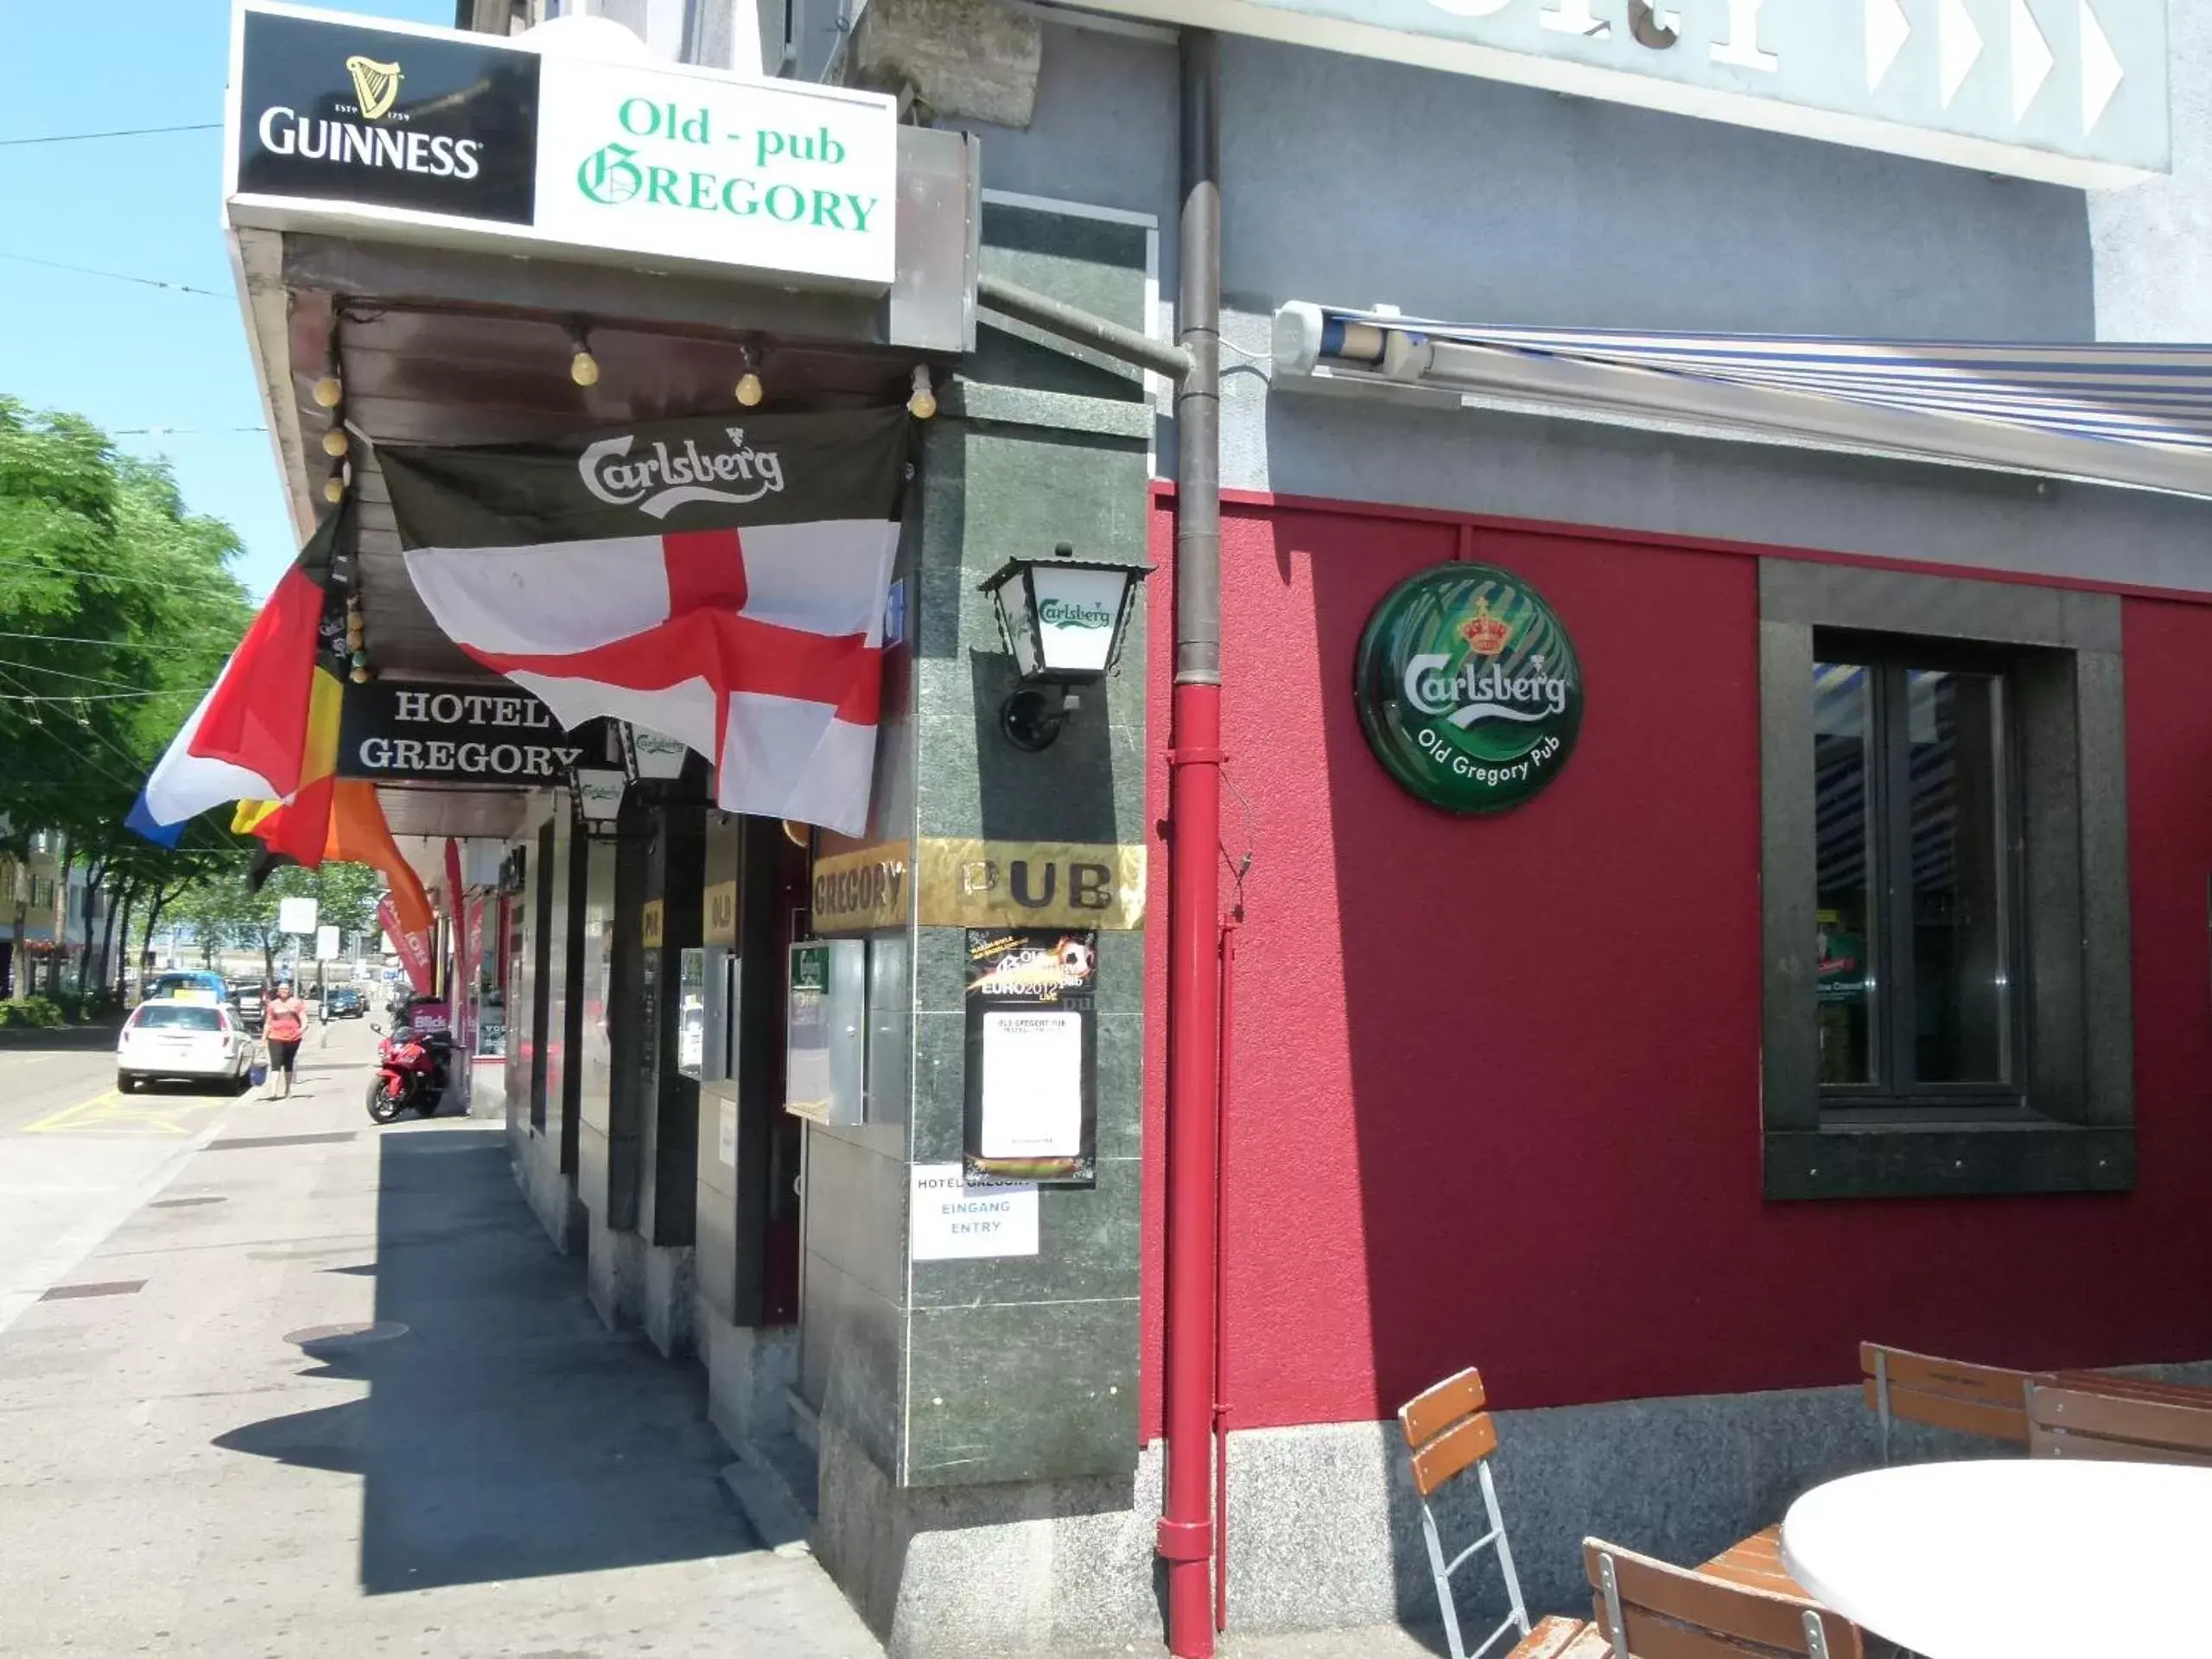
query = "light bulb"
xmin=735 ymin=372 xmax=763 ymax=407
xmin=323 ymin=475 xmax=346 ymax=505
xmin=312 ymin=376 xmax=342 ymax=409
xmin=571 ymin=349 xmax=600 ymax=388
xmin=350 ymin=648 xmax=368 ymax=669
xmin=350 ymin=664 xmax=373 ymax=684
xmin=321 ymin=427 xmax=349 ymax=457
xmin=907 ymin=365 xmax=936 ymax=420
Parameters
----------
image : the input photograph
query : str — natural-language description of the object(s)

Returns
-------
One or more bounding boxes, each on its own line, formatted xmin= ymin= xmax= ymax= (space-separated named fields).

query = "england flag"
xmin=380 ymin=407 xmax=909 ymax=837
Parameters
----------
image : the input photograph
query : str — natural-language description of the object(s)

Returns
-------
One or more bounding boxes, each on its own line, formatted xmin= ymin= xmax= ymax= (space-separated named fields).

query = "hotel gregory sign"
xmin=1072 ymin=0 xmax=2167 ymax=186
xmin=227 ymin=3 xmax=898 ymax=289
xmin=337 ymin=680 xmax=609 ymax=785
xmin=1354 ymin=564 xmax=1583 ymax=814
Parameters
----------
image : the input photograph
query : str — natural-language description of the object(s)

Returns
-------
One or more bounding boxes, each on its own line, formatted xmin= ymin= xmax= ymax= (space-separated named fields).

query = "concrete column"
xmin=804 ymin=192 xmax=1160 ymax=1656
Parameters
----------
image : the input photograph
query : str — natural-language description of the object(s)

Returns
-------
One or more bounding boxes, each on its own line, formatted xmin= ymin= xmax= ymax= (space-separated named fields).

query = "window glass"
xmin=1815 ymin=663 xmax=1878 ymax=1086
xmin=1907 ymin=671 xmax=2011 ymax=1084
xmin=135 ymin=1005 xmax=221 ymax=1031
xmin=1811 ymin=652 xmax=2017 ymax=1102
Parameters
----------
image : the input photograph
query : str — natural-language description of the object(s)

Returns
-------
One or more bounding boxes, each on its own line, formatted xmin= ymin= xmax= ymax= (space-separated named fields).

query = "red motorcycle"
xmin=365 ymin=1023 xmax=449 ymax=1123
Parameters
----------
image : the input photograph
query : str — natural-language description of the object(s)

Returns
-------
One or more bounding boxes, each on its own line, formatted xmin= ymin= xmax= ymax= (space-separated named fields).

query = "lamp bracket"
xmin=1000 ymin=685 xmax=1079 ymax=752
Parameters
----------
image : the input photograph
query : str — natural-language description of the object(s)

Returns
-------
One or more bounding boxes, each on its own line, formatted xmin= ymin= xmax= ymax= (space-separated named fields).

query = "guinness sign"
xmin=233 ymin=9 xmax=539 ymax=223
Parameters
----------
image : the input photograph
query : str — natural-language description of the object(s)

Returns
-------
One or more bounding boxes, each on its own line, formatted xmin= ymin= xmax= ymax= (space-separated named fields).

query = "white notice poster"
xmin=910 ymin=1163 xmax=1039 ymax=1261
xmin=717 ymin=1098 xmax=737 ymax=1167
xmin=978 ymin=1008 xmax=1084 ymax=1159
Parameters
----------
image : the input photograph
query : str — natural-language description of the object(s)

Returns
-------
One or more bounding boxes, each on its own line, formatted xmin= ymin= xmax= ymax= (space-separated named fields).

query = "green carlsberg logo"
xmin=1353 ymin=563 xmax=1583 ymax=814
xmin=1039 ymin=598 xmax=1114 ymax=628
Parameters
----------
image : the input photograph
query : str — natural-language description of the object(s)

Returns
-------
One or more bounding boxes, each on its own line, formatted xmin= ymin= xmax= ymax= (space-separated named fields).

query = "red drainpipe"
xmin=1214 ymin=913 xmax=1241 ymax=1635
xmin=1159 ymin=26 xmax=1223 ymax=1659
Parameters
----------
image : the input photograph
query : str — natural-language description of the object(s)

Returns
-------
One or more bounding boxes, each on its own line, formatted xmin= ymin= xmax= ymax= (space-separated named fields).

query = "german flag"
xmin=129 ymin=501 xmax=350 ymax=845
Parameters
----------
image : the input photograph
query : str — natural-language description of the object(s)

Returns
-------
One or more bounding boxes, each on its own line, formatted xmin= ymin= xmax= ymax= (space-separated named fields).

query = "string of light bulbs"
xmin=558 ymin=316 xmax=936 ymax=417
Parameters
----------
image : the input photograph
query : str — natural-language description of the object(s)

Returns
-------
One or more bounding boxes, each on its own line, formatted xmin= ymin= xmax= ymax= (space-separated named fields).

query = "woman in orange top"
xmin=263 ymin=979 xmax=308 ymax=1098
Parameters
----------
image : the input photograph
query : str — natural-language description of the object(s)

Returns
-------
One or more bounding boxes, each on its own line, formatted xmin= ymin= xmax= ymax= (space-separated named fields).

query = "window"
xmin=1758 ymin=560 xmax=2133 ymax=1200
xmin=1814 ymin=645 xmax=2020 ymax=1107
xmin=133 ymin=1005 xmax=222 ymax=1032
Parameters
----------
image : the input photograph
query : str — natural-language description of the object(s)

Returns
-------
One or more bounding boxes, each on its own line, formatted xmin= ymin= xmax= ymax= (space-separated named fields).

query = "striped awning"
xmin=1271 ymin=302 xmax=2212 ymax=501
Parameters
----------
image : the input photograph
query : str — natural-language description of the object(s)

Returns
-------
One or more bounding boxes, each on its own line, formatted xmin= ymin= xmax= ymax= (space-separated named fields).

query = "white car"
xmin=117 ymin=1001 xmax=253 ymax=1094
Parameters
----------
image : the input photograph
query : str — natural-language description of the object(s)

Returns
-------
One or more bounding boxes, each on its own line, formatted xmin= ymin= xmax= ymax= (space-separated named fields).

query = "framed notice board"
xmin=963 ymin=928 xmax=1097 ymax=1187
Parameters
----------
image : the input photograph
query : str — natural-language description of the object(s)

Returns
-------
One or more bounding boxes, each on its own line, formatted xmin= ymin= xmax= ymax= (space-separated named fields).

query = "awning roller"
xmin=1272 ymin=302 xmax=2212 ymax=501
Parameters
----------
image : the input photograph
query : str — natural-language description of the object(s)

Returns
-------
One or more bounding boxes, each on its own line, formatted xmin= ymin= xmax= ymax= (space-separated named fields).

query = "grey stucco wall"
xmin=970 ymin=25 xmax=2096 ymax=341
xmin=962 ymin=21 xmax=2212 ymax=593
xmin=2093 ymin=0 xmax=2212 ymax=340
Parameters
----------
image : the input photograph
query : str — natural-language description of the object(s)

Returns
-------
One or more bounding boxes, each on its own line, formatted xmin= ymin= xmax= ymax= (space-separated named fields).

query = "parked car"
xmin=324 ymin=986 xmax=365 ymax=1019
xmin=143 ymin=970 xmax=227 ymax=1007
xmin=118 ymin=1001 xmax=252 ymax=1094
xmin=228 ymin=981 xmax=266 ymax=1031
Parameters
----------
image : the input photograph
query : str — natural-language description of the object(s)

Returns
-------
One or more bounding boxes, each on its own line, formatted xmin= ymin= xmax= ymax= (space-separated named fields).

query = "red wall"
xmin=1141 ymin=495 xmax=2212 ymax=1438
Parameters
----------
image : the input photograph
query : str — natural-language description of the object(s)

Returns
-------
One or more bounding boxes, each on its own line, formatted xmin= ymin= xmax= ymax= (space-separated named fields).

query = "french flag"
xmin=381 ymin=408 xmax=910 ymax=838
xmin=128 ymin=514 xmax=335 ymax=846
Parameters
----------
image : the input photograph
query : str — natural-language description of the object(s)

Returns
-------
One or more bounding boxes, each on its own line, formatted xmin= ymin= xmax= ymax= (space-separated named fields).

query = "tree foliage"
xmin=167 ymin=860 xmax=389 ymax=982
xmin=0 ymin=396 xmax=255 ymax=864
xmin=1 ymin=397 xmax=409 ymax=1001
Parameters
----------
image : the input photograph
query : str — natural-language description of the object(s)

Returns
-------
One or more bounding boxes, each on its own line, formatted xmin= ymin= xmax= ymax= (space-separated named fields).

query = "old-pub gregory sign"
xmin=1354 ymin=563 xmax=1584 ymax=815
xmin=226 ymin=2 xmax=897 ymax=289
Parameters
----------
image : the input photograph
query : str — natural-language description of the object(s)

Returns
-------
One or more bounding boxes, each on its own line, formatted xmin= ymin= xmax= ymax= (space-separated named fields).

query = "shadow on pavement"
xmin=213 ymin=1122 xmax=755 ymax=1592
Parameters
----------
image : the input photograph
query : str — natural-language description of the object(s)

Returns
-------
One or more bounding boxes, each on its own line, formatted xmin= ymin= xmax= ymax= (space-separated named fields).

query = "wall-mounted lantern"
xmin=978 ymin=542 xmax=1152 ymax=751
xmin=620 ymin=722 xmax=690 ymax=784
xmin=572 ymin=764 xmax=627 ymax=835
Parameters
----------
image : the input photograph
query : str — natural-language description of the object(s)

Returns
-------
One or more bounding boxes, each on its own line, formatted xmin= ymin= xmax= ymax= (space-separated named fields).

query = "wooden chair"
xmin=1861 ymin=1341 xmax=2032 ymax=1463
xmin=2027 ymin=1382 xmax=2212 ymax=1466
xmin=1584 ymin=1537 xmax=1866 ymax=1659
xmin=2043 ymin=1368 xmax=2212 ymax=1410
xmin=1697 ymin=1524 xmax=1808 ymax=1598
xmin=1400 ymin=1368 xmax=1556 ymax=1659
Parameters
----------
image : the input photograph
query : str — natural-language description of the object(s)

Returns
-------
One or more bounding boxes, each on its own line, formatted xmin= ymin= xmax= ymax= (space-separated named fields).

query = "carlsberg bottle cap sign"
xmin=1354 ymin=563 xmax=1583 ymax=814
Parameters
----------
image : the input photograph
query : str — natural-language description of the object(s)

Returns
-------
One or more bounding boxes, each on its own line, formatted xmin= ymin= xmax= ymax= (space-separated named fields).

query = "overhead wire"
xmin=0 ymin=553 xmax=257 ymax=593
xmin=0 ymin=629 xmax=243 ymax=652
xmin=0 ymin=122 xmax=221 ymax=147
xmin=0 ymin=656 xmax=196 ymax=693
xmin=0 ymin=666 xmax=172 ymax=799
xmin=0 ymin=250 xmax=226 ymax=298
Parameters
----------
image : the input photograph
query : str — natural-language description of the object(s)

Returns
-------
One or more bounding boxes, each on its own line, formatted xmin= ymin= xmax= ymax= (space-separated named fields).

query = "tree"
xmin=0 ymin=397 xmax=256 ymax=1000
xmin=165 ymin=858 xmax=391 ymax=985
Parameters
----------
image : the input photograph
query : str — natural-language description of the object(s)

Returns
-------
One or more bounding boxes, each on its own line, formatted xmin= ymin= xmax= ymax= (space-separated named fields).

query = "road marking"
xmin=0 ymin=1105 xmax=240 ymax=1338
xmin=22 ymin=1090 xmax=231 ymax=1137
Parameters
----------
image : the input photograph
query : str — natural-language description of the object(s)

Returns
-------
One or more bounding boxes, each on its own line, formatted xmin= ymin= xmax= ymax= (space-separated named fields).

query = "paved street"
xmin=0 ymin=1020 xmax=257 ymax=1337
xmin=0 ymin=1019 xmax=885 ymax=1659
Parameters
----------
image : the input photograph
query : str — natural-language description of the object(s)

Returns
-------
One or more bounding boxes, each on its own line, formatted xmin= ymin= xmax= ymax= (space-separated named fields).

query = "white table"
xmin=1781 ymin=1459 xmax=2212 ymax=1659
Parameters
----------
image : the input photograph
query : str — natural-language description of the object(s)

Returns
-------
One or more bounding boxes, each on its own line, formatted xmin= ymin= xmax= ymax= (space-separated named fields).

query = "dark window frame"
xmin=1759 ymin=561 xmax=2133 ymax=1201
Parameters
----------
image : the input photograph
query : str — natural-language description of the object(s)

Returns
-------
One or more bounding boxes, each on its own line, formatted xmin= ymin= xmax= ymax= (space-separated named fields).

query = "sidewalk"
xmin=0 ymin=1030 xmax=882 ymax=1659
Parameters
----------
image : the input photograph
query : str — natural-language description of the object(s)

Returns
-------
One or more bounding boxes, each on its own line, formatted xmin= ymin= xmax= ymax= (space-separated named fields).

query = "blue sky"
xmin=3 ymin=0 xmax=452 ymax=601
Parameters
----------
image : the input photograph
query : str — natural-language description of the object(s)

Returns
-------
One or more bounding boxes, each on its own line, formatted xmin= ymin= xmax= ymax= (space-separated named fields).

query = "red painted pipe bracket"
xmin=1156 ymin=1516 xmax=1214 ymax=1561
xmin=1167 ymin=747 xmax=1227 ymax=765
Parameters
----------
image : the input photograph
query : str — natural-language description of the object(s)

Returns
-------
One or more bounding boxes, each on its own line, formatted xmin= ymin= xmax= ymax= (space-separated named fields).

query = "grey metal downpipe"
xmin=1175 ymin=29 xmax=1223 ymax=689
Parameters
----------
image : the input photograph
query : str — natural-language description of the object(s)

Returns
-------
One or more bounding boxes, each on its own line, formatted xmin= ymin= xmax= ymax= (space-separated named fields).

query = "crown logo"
xmin=1458 ymin=596 xmax=1512 ymax=657
xmin=346 ymin=55 xmax=404 ymax=122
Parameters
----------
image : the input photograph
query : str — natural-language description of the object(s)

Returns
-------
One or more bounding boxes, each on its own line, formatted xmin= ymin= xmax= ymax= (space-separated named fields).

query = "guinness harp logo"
xmin=344 ymin=55 xmax=403 ymax=122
